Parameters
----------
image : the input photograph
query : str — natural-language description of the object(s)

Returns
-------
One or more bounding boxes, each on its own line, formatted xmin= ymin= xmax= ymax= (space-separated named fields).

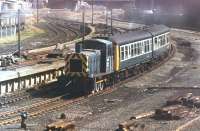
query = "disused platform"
xmin=0 ymin=60 xmax=65 ymax=96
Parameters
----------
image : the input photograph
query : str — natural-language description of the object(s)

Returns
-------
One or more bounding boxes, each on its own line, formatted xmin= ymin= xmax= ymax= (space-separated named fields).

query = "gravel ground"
xmin=71 ymin=29 xmax=200 ymax=131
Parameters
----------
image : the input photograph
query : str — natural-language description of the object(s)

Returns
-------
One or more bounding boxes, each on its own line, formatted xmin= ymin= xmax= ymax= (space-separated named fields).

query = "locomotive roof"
xmin=84 ymin=39 xmax=112 ymax=46
xmin=110 ymin=30 xmax=151 ymax=45
xmin=110 ymin=25 xmax=170 ymax=46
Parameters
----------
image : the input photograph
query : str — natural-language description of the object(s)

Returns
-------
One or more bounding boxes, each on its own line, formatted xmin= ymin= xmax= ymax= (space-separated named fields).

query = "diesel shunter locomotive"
xmin=64 ymin=25 xmax=170 ymax=94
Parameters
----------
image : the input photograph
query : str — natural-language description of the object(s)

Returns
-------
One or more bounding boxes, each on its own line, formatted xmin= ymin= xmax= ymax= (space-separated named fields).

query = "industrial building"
xmin=0 ymin=0 xmax=32 ymax=39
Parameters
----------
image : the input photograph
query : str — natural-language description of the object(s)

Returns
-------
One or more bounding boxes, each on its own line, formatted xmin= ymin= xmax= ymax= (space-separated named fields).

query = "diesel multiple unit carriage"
xmin=64 ymin=25 xmax=170 ymax=94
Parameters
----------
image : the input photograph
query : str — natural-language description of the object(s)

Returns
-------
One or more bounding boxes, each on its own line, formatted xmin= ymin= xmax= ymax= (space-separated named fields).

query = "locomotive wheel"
xmin=95 ymin=84 xmax=100 ymax=92
xmin=91 ymin=90 xmax=95 ymax=94
xmin=99 ymin=82 xmax=104 ymax=91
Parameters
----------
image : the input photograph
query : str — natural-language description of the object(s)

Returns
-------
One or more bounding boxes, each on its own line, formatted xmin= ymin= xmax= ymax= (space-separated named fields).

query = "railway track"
xmin=0 ymin=43 xmax=176 ymax=127
xmin=0 ymin=15 xmax=83 ymax=56
xmin=38 ymin=16 xmax=81 ymax=47
xmin=0 ymin=91 xmax=31 ymax=107
xmin=0 ymin=85 xmax=118 ymax=126
xmin=0 ymin=95 xmax=30 ymax=107
xmin=46 ymin=16 xmax=82 ymax=38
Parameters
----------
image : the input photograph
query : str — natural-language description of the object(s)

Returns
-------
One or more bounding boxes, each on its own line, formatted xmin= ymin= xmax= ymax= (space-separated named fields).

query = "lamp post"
xmin=110 ymin=9 xmax=113 ymax=35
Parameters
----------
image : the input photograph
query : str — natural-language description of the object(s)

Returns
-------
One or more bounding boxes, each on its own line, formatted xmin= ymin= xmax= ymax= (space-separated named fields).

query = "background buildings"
xmin=0 ymin=0 xmax=32 ymax=39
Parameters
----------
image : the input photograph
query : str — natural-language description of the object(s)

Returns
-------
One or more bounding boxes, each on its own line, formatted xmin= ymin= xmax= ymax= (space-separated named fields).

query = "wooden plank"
xmin=130 ymin=111 xmax=155 ymax=120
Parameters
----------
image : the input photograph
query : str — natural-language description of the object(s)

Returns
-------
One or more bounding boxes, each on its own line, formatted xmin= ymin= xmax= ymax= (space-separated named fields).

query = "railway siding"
xmin=28 ymin=24 xmax=95 ymax=54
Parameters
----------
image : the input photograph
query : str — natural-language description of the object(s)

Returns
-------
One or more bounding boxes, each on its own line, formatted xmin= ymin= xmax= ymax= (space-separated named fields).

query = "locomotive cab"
xmin=64 ymin=38 xmax=115 ymax=94
xmin=76 ymin=39 xmax=114 ymax=74
xmin=65 ymin=50 xmax=101 ymax=78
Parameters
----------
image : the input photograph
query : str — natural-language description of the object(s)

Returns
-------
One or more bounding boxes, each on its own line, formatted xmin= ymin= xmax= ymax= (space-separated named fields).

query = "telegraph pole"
xmin=17 ymin=9 xmax=21 ymax=59
xmin=110 ymin=9 xmax=113 ymax=35
xmin=82 ymin=8 xmax=85 ymax=44
xmin=0 ymin=15 xmax=2 ymax=38
xmin=105 ymin=8 xmax=108 ymax=35
xmin=91 ymin=0 xmax=94 ymax=25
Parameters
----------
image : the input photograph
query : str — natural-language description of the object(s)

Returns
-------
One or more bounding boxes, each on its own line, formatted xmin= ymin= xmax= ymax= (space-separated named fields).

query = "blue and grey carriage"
xmin=63 ymin=25 xmax=170 ymax=94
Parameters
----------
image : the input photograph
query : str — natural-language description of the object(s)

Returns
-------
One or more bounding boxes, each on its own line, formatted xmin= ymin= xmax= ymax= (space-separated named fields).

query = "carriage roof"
xmin=110 ymin=25 xmax=170 ymax=46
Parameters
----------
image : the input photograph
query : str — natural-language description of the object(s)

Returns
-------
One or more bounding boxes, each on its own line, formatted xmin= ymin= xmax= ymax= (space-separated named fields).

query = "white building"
xmin=0 ymin=0 xmax=33 ymax=39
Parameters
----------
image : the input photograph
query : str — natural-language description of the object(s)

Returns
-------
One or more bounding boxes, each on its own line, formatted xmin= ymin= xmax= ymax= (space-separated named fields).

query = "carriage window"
xmin=149 ymin=39 xmax=152 ymax=44
xmin=145 ymin=40 xmax=150 ymax=53
xmin=134 ymin=44 xmax=137 ymax=55
xmin=144 ymin=41 xmax=147 ymax=53
xmin=155 ymin=37 xmax=158 ymax=49
xmin=131 ymin=44 xmax=134 ymax=56
xmin=163 ymin=35 xmax=166 ymax=45
xmin=147 ymin=40 xmax=150 ymax=52
xmin=155 ymin=37 xmax=157 ymax=44
xmin=166 ymin=34 xmax=169 ymax=43
xmin=161 ymin=35 xmax=165 ymax=46
xmin=139 ymin=43 xmax=141 ymax=54
xmin=121 ymin=46 xmax=125 ymax=60
xmin=125 ymin=46 xmax=128 ymax=59
xmin=140 ymin=42 xmax=144 ymax=54
xmin=149 ymin=40 xmax=152 ymax=51
xmin=159 ymin=36 xmax=162 ymax=47
xmin=159 ymin=36 xmax=162 ymax=46
xmin=136 ymin=43 xmax=138 ymax=55
xmin=141 ymin=42 xmax=144 ymax=54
